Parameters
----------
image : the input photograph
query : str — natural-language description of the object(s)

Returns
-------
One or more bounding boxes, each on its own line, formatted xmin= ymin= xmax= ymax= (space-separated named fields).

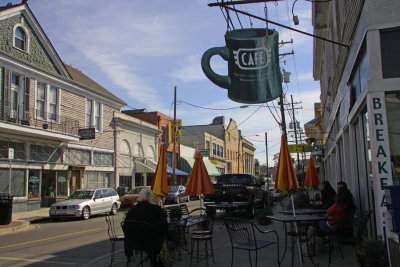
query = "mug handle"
xmin=201 ymin=46 xmax=230 ymax=89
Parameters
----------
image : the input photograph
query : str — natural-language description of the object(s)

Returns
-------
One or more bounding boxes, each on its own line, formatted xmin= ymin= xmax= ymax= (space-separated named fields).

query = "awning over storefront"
xmin=181 ymin=155 xmax=220 ymax=176
xmin=135 ymin=160 xmax=156 ymax=173
xmin=167 ymin=167 xmax=188 ymax=176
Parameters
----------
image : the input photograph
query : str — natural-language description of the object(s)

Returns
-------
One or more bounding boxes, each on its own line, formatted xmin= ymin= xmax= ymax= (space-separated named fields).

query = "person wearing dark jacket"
xmin=320 ymin=181 xmax=336 ymax=209
xmin=123 ymin=188 xmax=167 ymax=266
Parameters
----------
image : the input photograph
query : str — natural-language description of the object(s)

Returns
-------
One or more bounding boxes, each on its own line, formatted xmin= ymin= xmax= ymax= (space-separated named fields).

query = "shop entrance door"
xmin=41 ymin=170 xmax=56 ymax=207
xmin=70 ymin=170 xmax=81 ymax=194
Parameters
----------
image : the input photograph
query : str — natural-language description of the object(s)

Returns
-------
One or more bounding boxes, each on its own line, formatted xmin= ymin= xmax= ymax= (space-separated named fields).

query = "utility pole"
xmin=291 ymin=95 xmax=300 ymax=173
xmin=279 ymin=94 xmax=287 ymax=138
xmin=173 ymin=86 xmax=177 ymax=185
xmin=265 ymin=132 xmax=270 ymax=208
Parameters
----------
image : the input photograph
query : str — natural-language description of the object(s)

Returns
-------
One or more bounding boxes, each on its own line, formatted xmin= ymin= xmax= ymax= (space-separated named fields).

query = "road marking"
xmin=0 ymin=257 xmax=78 ymax=265
xmin=0 ymin=228 xmax=102 ymax=249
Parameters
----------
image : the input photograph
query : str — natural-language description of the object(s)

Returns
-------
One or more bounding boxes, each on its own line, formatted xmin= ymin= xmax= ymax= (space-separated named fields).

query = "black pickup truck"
xmin=204 ymin=173 xmax=266 ymax=217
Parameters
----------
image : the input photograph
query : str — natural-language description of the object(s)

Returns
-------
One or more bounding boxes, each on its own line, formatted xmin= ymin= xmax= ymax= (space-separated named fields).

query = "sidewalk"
xmin=0 ymin=207 xmax=50 ymax=235
xmin=0 ymin=206 xmax=359 ymax=266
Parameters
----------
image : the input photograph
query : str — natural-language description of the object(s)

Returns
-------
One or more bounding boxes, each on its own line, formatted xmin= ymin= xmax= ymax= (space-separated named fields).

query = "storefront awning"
xmin=135 ymin=160 xmax=156 ymax=173
xmin=167 ymin=167 xmax=188 ymax=176
xmin=181 ymin=155 xmax=220 ymax=176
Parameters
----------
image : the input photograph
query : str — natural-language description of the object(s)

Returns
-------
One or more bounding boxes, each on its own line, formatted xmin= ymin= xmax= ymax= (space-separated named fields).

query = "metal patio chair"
xmin=105 ymin=215 xmax=124 ymax=265
xmin=224 ymin=217 xmax=280 ymax=267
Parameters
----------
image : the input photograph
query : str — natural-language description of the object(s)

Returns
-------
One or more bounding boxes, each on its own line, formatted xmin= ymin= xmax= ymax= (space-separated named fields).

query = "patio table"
xmin=267 ymin=214 xmax=328 ymax=267
xmin=280 ymin=208 xmax=327 ymax=215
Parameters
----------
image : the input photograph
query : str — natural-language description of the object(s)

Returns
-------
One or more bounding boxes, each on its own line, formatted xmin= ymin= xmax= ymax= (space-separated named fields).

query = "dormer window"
xmin=14 ymin=27 xmax=26 ymax=51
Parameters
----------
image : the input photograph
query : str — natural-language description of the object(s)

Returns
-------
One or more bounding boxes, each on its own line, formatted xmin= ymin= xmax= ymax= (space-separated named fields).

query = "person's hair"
xmin=337 ymin=181 xmax=348 ymax=188
xmin=336 ymin=187 xmax=354 ymax=207
xmin=137 ymin=187 xmax=156 ymax=204
xmin=322 ymin=181 xmax=335 ymax=194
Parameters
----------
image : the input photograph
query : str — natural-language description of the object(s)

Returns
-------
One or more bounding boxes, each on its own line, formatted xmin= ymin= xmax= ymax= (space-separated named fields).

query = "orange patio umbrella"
xmin=304 ymin=157 xmax=320 ymax=187
xmin=185 ymin=152 xmax=214 ymax=208
xmin=274 ymin=135 xmax=299 ymax=194
xmin=151 ymin=144 xmax=168 ymax=198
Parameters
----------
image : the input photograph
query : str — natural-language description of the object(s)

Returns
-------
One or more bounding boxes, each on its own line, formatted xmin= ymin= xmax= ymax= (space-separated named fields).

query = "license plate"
xmin=56 ymin=210 xmax=66 ymax=214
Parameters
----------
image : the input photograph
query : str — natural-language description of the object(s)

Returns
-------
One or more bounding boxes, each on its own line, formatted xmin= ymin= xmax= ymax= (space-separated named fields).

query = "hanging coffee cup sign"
xmin=201 ymin=28 xmax=282 ymax=104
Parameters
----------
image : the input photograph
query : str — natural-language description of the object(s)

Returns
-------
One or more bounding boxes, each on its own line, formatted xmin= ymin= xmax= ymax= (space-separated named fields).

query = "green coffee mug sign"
xmin=201 ymin=28 xmax=282 ymax=104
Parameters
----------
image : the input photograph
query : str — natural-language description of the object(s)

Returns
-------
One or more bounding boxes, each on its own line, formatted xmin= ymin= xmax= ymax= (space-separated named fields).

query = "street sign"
xmin=8 ymin=148 xmax=14 ymax=160
xmin=288 ymin=144 xmax=313 ymax=153
xmin=198 ymin=149 xmax=209 ymax=157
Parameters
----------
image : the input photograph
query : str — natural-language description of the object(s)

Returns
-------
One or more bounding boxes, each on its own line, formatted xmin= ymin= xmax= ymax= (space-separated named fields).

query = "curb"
xmin=0 ymin=220 xmax=31 ymax=235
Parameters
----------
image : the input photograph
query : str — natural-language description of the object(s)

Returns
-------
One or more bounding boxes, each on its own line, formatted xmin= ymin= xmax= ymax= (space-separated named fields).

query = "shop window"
xmin=65 ymin=149 xmax=90 ymax=165
xmin=28 ymin=170 xmax=40 ymax=199
xmin=57 ymin=171 xmax=68 ymax=198
xmin=386 ymin=92 xmax=400 ymax=184
xmin=349 ymin=42 xmax=369 ymax=107
xmin=0 ymin=168 xmax=25 ymax=197
xmin=93 ymin=152 xmax=113 ymax=166
xmin=30 ymin=144 xmax=61 ymax=163
xmin=381 ymin=28 xmax=400 ymax=78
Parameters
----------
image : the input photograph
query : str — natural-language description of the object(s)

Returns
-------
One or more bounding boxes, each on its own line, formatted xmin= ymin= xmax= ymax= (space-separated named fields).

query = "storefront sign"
xmin=367 ymin=92 xmax=393 ymax=236
xmin=29 ymin=176 xmax=39 ymax=183
xmin=79 ymin=128 xmax=95 ymax=140
xmin=198 ymin=149 xmax=210 ymax=157
xmin=201 ymin=28 xmax=282 ymax=104
xmin=57 ymin=176 xmax=66 ymax=183
xmin=170 ymin=120 xmax=182 ymax=143
xmin=288 ymin=144 xmax=313 ymax=153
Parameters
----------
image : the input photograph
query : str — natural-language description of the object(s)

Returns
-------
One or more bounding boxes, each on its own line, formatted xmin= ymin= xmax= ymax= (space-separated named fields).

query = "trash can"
xmin=0 ymin=193 xmax=13 ymax=225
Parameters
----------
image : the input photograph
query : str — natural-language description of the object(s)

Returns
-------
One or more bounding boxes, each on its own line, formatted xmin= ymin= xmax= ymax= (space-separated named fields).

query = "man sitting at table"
xmin=287 ymin=187 xmax=310 ymax=210
xmin=123 ymin=188 xmax=168 ymax=266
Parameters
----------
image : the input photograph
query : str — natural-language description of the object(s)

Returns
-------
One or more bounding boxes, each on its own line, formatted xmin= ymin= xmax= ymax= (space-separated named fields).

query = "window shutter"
xmin=24 ymin=77 xmax=30 ymax=120
xmin=3 ymin=69 xmax=11 ymax=119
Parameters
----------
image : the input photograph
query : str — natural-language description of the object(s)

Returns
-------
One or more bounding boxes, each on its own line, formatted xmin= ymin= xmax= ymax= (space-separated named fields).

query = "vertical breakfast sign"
xmin=367 ymin=92 xmax=393 ymax=236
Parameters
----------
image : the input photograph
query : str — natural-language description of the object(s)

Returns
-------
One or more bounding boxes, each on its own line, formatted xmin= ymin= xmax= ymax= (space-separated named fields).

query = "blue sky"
xmin=25 ymin=0 xmax=321 ymax=166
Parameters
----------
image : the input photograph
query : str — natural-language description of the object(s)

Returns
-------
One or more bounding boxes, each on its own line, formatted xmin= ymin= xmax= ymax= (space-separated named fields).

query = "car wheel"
xmin=81 ymin=206 xmax=90 ymax=220
xmin=110 ymin=203 xmax=118 ymax=215
xmin=247 ymin=202 xmax=255 ymax=218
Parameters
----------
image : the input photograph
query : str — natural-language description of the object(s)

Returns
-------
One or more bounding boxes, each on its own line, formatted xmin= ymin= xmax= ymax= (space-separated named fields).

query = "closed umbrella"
xmin=151 ymin=144 xmax=168 ymax=199
xmin=274 ymin=134 xmax=302 ymax=263
xmin=304 ymin=157 xmax=320 ymax=187
xmin=185 ymin=152 xmax=214 ymax=209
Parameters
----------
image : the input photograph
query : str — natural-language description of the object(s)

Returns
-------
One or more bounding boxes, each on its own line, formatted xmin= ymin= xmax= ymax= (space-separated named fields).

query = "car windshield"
xmin=168 ymin=186 xmax=178 ymax=192
xmin=128 ymin=188 xmax=145 ymax=194
xmin=68 ymin=190 xmax=94 ymax=199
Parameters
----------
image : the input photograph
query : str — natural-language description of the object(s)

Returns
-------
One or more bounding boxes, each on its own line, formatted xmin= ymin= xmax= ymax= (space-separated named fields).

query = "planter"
xmin=257 ymin=216 xmax=272 ymax=225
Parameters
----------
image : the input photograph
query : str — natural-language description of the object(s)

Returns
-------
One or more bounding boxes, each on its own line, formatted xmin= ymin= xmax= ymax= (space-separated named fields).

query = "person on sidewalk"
xmin=320 ymin=181 xmax=336 ymax=209
xmin=287 ymin=187 xmax=310 ymax=210
xmin=123 ymin=188 xmax=168 ymax=267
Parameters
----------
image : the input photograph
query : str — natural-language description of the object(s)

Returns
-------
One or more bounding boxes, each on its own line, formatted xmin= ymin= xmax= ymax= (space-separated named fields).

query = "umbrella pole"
xmin=291 ymin=194 xmax=303 ymax=265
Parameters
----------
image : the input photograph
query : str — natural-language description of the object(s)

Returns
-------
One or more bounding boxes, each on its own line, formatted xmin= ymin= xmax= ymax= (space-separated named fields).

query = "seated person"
xmin=287 ymin=187 xmax=310 ymax=210
xmin=123 ymin=188 xmax=167 ymax=266
xmin=316 ymin=187 xmax=356 ymax=235
xmin=320 ymin=181 xmax=336 ymax=209
xmin=337 ymin=181 xmax=348 ymax=191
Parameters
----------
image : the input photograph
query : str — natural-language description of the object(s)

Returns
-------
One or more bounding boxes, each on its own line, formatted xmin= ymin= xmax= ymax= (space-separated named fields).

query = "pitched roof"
xmin=0 ymin=1 xmax=26 ymax=12
xmin=64 ymin=64 xmax=126 ymax=106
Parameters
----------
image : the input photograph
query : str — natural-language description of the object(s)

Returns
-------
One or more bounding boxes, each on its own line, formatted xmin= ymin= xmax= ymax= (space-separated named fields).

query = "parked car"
xmin=164 ymin=185 xmax=190 ymax=204
xmin=49 ymin=188 xmax=120 ymax=220
xmin=119 ymin=186 xmax=150 ymax=209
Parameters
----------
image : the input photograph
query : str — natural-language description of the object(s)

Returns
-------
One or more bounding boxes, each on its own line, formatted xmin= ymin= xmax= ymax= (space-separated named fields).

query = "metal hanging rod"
xmin=208 ymin=0 xmax=283 ymax=7
xmin=209 ymin=4 xmax=350 ymax=48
